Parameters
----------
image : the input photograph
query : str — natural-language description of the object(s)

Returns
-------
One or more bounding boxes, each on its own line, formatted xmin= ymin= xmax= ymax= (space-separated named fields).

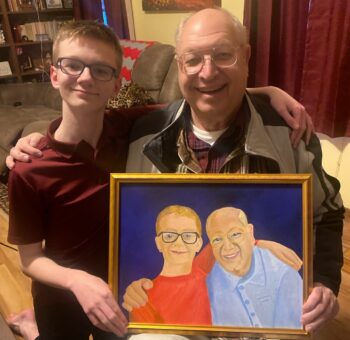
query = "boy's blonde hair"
xmin=156 ymin=205 xmax=202 ymax=235
xmin=53 ymin=20 xmax=123 ymax=73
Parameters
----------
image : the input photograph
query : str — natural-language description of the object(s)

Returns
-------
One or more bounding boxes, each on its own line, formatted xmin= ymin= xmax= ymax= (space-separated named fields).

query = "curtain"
xmin=74 ymin=0 xmax=130 ymax=39
xmin=104 ymin=0 xmax=130 ymax=39
xmin=244 ymin=0 xmax=309 ymax=99
xmin=299 ymin=0 xmax=350 ymax=137
xmin=244 ymin=0 xmax=350 ymax=137
xmin=75 ymin=0 xmax=103 ymax=21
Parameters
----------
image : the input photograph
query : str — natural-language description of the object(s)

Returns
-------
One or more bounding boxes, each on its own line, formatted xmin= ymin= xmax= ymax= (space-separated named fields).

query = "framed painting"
xmin=142 ymin=0 xmax=221 ymax=12
xmin=109 ymin=173 xmax=312 ymax=339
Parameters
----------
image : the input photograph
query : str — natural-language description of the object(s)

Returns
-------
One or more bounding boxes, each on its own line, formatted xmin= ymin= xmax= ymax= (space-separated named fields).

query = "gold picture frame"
xmin=110 ymin=173 xmax=312 ymax=339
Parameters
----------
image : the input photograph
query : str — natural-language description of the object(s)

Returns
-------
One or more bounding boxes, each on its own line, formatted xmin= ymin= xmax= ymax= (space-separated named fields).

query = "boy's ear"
xmin=155 ymin=236 xmax=162 ymax=253
xmin=50 ymin=65 xmax=59 ymax=89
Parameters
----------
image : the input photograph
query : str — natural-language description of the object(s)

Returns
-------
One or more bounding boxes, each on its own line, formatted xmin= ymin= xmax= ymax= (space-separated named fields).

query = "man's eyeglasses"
xmin=158 ymin=231 xmax=200 ymax=244
xmin=175 ymin=46 xmax=240 ymax=75
xmin=56 ymin=57 xmax=118 ymax=81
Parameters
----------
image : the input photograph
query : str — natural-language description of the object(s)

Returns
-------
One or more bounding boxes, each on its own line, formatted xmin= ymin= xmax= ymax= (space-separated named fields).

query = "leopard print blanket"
xmin=107 ymin=82 xmax=154 ymax=109
xmin=0 ymin=181 xmax=8 ymax=214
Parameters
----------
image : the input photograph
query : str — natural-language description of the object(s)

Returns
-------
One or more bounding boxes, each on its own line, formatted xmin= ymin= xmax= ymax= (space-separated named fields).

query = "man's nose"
xmin=222 ymin=237 xmax=235 ymax=250
xmin=199 ymin=55 xmax=218 ymax=78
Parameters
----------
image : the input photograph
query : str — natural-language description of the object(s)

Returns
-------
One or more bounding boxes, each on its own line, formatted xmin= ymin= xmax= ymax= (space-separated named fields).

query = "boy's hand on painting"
xmin=69 ymin=270 xmax=128 ymax=336
xmin=257 ymin=239 xmax=303 ymax=271
xmin=302 ymin=283 xmax=339 ymax=333
xmin=122 ymin=278 xmax=153 ymax=312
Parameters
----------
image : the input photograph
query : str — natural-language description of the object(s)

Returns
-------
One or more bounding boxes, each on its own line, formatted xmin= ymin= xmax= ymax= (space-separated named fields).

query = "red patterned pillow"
xmin=120 ymin=39 xmax=155 ymax=84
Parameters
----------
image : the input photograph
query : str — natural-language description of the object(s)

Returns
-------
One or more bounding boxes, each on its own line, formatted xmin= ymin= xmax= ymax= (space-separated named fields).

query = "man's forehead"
xmin=207 ymin=211 xmax=246 ymax=232
xmin=208 ymin=225 xmax=246 ymax=242
xmin=177 ymin=28 xmax=239 ymax=54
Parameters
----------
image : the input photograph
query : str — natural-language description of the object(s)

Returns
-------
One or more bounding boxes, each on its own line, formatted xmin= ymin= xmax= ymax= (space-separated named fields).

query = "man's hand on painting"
xmin=301 ymin=282 xmax=339 ymax=333
xmin=257 ymin=240 xmax=303 ymax=271
xmin=122 ymin=278 xmax=153 ymax=312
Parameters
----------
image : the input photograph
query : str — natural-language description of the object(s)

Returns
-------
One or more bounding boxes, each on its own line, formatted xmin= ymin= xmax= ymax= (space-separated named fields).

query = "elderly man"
xmin=6 ymin=7 xmax=343 ymax=340
xmin=124 ymin=7 xmax=343 ymax=336
xmin=206 ymin=207 xmax=302 ymax=328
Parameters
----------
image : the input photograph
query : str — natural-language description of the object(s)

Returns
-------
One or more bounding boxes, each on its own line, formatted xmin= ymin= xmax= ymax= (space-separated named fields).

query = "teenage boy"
xmin=7 ymin=21 xmax=128 ymax=339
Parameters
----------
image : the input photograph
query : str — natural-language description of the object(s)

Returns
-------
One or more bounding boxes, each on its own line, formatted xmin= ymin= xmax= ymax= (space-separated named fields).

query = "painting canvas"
xmin=109 ymin=174 xmax=312 ymax=338
xmin=142 ymin=0 xmax=221 ymax=12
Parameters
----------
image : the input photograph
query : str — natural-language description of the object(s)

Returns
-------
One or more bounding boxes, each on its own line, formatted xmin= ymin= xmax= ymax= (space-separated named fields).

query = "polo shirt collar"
xmin=47 ymin=117 xmax=116 ymax=161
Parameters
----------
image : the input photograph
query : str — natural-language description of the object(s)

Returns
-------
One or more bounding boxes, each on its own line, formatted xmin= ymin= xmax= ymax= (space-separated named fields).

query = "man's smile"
xmin=222 ymin=249 xmax=240 ymax=260
xmin=196 ymin=84 xmax=227 ymax=94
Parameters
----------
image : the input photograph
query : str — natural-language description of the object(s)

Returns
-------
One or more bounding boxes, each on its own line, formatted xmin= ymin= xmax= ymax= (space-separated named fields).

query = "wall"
xmin=131 ymin=0 xmax=245 ymax=45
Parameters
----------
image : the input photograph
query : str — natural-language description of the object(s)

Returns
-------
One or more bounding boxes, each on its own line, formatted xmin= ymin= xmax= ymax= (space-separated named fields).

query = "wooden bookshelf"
xmin=0 ymin=0 xmax=79 ymax=83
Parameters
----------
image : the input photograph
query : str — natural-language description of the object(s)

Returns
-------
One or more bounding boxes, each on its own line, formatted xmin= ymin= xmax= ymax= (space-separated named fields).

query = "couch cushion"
xmin=0 ymin=105 xmax=60 ymax=176
xmin=159 ymin=59 xmax=182 ymax=103
xmin=132 ymin=43 xmax=177 ymax=103
xmin=0 ymin=83 xmax=61 ymax=111
xmin=0 ymin=105 xmax=36 ymax=151
xmin=317 ymin=132 xmax=350 ymax=209
xmin=21 ymin=120 xmax=52 ymax=138
xmin=0 ymin=105 xmax=60 ymax=150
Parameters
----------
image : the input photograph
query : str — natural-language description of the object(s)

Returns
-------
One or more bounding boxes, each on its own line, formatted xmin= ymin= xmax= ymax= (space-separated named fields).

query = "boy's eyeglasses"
xmin=158 ymin=231 xmax=200 ymax=244
xmin=175 ymin=46 xmax=240 ymax=75
xmin=56 ymin=57 xmax=117 ymax=81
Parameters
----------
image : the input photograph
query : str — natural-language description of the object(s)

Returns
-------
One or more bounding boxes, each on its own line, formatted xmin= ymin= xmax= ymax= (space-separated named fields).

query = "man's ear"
xmin=50 ymin=65 xmax=59 ymax=89
xmin=155 ymin=236 xmax=162 ymax=253
xmin=248 ymin=223 xmax=255 ymax=244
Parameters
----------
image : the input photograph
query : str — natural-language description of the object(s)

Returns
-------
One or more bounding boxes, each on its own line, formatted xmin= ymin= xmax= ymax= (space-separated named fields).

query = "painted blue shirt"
xmin=207 ymin=247 xmax=303 ymax=328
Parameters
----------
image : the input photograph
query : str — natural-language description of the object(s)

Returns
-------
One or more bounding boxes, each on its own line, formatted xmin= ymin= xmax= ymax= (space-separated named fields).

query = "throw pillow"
xmin=120 ymin=39 xmax=155 ymax=84
xmin=107 ymin=82 xmax=155 ymax=109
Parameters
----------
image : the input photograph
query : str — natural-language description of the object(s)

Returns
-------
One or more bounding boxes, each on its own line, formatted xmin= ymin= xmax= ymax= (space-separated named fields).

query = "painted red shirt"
xmin=131 ymin=265 xmax=212 ymax=325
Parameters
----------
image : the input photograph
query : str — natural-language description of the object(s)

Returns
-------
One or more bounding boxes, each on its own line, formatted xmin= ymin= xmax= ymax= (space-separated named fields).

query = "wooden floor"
xmin=0 ymin=208 xmax=349 ymax=339
xmin=0 ymin=209 xmax=32 ymax=340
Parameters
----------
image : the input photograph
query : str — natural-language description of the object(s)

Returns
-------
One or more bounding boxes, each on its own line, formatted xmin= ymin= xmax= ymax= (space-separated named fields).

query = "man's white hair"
xmin=175 ymin=7 xmax=248 ymax=46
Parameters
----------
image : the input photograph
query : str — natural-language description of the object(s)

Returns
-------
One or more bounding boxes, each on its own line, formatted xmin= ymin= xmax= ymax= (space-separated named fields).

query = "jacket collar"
xmin=143 ymin=94 xmax=287 ymax=172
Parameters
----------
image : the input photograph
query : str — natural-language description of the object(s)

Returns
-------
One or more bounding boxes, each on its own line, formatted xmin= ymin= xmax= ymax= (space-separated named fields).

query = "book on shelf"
xmin=13 ymin=19 xmax=72 ymax=42
xmin=7 ymin=0 xmax=63 ymax=12
xmin=0 ymin=61 xmax=12 ymax=76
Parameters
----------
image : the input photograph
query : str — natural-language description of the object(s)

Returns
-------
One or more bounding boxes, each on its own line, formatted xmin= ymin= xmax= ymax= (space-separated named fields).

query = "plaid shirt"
xmin=176 ymin=102 xmax=276 ymax=174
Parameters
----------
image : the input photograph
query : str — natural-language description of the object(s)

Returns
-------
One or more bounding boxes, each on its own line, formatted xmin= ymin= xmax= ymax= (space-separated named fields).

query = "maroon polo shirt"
xmin=8 ymin=114 xmax=128 ymax=288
